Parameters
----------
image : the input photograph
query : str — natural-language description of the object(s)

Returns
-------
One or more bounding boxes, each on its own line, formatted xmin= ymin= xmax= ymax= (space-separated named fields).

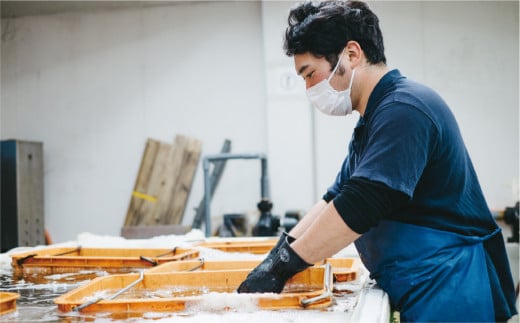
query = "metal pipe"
xmin=188 ymin=258 xmax=205 ymax=271
xmin=203 ymin=158 xmax=212 ymax=237
xmin=300 ymin=264 xmax=333 ymax=307
xmin=260 ymin=157 xmax=269 ymax=199
xmin=73 ymin=270 xmax=144 ymax=312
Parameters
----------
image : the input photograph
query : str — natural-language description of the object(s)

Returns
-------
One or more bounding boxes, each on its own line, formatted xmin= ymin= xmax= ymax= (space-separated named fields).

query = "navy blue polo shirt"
xmin=325 ymin=69 xmax=497 ymax=236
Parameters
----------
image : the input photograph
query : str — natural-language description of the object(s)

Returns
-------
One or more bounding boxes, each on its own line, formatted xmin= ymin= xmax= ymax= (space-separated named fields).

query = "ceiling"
xmin=1 ymin=1 xmax=187 ymax=19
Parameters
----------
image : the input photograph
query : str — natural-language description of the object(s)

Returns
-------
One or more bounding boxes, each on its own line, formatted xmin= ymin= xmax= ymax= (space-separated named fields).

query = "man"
xmin=237 ymin=1 xmax=517 ymax=322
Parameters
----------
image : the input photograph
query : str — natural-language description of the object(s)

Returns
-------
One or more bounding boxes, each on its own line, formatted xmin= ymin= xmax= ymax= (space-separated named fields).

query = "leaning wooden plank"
xmin=152 ymin=135 xmax=202 ymax=225
xmin=149 ymin=136 xmax=184 ymax=225
xmin=137 ymin=141 xmax=174 ymax=225
xmin=124 ymin=139 xmax=160 ymax=226
xmin=167 ymin=135 xmax=202 ymax=224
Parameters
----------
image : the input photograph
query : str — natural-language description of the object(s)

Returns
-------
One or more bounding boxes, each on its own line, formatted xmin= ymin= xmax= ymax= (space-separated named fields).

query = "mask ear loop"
xmin=327 ymin=50 xmax=346 ymax=82
xmin=347 ymin=69 xmax=356 ymax=92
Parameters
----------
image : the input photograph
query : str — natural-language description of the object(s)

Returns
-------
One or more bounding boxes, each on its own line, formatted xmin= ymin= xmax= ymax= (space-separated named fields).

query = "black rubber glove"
xmin=252 ymin=232 xmax=295 ymax=273
xmin=237 ymin=235 xmax=312 ymax=293
xmin=235 ymin=232 xmax=294 ymax=286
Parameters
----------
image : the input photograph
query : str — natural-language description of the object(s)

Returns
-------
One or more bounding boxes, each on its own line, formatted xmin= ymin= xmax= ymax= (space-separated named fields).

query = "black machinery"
xmin=503 ymin=201 xmax=519 ymax=243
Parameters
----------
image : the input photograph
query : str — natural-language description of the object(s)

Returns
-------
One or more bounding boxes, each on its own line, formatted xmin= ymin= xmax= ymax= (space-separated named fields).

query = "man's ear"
xmin=345 ymin=40 xmax=363 ymax=67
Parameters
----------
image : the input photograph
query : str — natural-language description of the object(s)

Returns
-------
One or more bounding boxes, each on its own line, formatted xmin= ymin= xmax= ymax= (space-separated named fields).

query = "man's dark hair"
xmin=284 ymin=1 xmax=386 ymax=68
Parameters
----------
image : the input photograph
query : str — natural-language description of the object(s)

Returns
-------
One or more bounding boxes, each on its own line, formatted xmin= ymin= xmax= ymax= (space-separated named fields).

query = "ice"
xmin=0 ymin=230 xmax=369 ymax=323
xmin=196 ymin=246 xmax=265 ymax=261
xmin=76 ymin=229 xmax=206 ymax=248
xmin=90 ymin=311 xmax=354 ymax=323
xmin=185 ymin=292 xmax=260 ymax=313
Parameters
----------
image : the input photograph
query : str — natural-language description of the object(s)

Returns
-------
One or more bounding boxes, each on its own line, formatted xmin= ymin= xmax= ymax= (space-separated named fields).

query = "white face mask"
xmin=306 ymin=52 xmax=356 ymax=116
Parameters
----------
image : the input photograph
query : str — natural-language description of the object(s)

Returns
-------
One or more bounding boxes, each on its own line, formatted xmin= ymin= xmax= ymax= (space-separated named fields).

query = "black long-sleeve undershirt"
xmin=324 ymin=176 xmax=409 ymax=234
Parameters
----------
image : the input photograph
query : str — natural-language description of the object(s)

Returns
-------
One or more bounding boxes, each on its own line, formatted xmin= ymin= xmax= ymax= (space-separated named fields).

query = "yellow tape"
xmin=132 ymin=191 xmax=157 ymax=202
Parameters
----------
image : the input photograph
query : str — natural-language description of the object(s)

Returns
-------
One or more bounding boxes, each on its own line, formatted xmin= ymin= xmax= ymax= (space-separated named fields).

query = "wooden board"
xmin=152 ymin=135 xmax=202 ymax=225
xmin=125 ymin=139 xmax=172 ymax=226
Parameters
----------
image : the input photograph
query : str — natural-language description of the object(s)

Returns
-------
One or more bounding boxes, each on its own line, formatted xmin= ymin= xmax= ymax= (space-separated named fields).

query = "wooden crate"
xmin=148 ymin=258 xmax=359 ymax=282
xmin=195 ymin=238 xmax=278 ymax=254
xmin=324 ymin=257 xmax=359 ymax=282
xmin=11 ymin=246 xmax=199 ymax=275
xmin=0 ymin=292 xmax=19 ymax=316
xmin=54 ymin=266 xmax=333 ymax=313
xmin=147 ymin=259 xmax=262 ymax=273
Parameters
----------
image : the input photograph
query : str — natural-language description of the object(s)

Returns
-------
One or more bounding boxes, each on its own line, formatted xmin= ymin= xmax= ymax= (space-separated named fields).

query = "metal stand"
xmin=202 ymin=153 xmax=269 ymax=237
xmin=192 ymin=139 xmax=231 ymax=229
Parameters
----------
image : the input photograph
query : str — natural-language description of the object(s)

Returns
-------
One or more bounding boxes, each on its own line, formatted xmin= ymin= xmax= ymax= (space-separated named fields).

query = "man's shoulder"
xmin=392 ymin=78 xmax=443 ymax=108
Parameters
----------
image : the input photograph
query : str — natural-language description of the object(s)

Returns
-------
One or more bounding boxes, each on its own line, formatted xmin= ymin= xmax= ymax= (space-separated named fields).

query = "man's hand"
xmin=248 ymin=232 xmax=294 ymax=275
xmin=237 ymin=235 xmax=312 ymax=293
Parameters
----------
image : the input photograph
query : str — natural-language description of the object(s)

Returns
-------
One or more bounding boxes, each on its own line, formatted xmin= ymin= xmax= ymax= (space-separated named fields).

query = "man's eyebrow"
xmin=297 ymin=64 xmax=309 ymax=76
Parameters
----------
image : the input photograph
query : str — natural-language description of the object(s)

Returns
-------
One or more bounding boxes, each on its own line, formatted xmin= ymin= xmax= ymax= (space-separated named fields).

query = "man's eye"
xmin=305 ymin=71 xmax=314 ymax=79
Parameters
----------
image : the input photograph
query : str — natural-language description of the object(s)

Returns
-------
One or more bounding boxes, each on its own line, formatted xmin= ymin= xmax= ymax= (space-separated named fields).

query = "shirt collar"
xmin=362 ymin=69 xmax=404 ymax=120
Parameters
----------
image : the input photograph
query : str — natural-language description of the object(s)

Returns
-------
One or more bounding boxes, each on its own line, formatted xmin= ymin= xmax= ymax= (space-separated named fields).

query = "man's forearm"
xmin=288 ymin=199 xmax=328 ymax=239
xmin=290 ymin=202 xmax=361 ymax=264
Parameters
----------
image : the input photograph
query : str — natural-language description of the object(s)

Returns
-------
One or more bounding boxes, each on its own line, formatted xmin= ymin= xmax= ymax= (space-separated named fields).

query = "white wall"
xmin=262 ymin=1 xmax=519 ymax=213
xmin=1 ymin=2 xmax=268 ymax=242
xmin=1 ymin=1 xmax=518 ymax=243
xmin=264 ymin=1 xmax=519 ymax=209
xmin=373 ymin=1 xmax=519 ymax=209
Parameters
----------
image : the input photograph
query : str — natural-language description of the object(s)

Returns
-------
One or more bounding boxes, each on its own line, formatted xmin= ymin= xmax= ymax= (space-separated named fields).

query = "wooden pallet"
xmin=124 ymin=135 xmax=202 ymax=227
xmin=54 ymin=266 xmax=333 ymax=313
